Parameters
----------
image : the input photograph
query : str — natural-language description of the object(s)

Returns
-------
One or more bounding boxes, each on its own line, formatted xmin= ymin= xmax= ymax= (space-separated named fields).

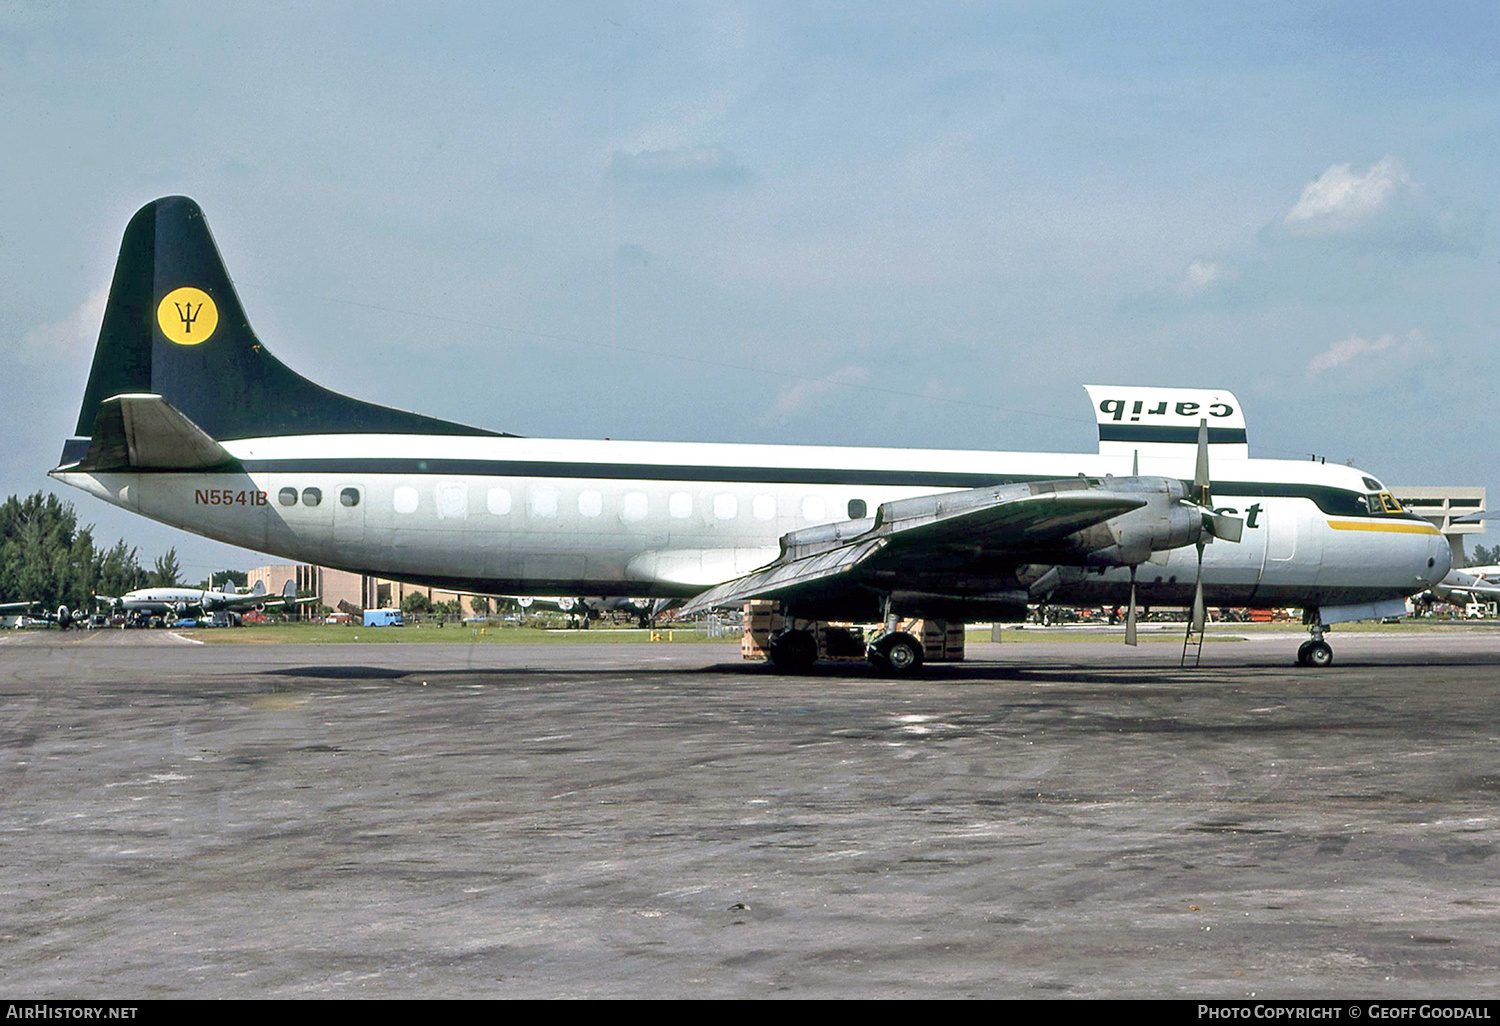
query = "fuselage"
xmin=107 ymin=587 xmax=255 ymax=615
xmin=52 ymin=433 xmax=1451 ymax=612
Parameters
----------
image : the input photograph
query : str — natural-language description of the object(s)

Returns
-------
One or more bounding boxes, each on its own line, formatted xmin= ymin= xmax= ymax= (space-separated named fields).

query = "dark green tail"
xmin=65 ymin=196 xmax=498 ymax=463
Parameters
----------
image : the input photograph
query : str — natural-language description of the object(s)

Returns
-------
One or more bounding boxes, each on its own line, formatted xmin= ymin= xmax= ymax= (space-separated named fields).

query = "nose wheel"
xmin=1296 ymin=639 xmax=1333 ymax=667
xmin=1296 ymin=618 xmax=1333 ymax=667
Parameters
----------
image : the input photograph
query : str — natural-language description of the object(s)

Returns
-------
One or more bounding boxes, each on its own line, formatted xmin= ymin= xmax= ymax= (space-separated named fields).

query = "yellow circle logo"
xmin=157 ymin=287 xmax=219 ymax=345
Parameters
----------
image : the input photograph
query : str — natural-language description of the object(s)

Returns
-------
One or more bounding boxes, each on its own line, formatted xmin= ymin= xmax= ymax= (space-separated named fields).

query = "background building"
xmin=246 ymin=564 xmax=490 ymax=617
xmin=1391 ymin=486 xmax=1487 ymax=567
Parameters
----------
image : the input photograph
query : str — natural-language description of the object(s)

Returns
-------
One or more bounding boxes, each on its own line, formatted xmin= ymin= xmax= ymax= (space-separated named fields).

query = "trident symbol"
xmin=174 ymin=300 xmax=201 ymax=334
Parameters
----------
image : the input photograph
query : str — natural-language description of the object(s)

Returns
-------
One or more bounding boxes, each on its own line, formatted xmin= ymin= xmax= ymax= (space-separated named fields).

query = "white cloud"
xmin=762 ymin=364 xmax=869 ymax=424
xmin=1176 ymin=259 xmax=1236 ymax=296
xmin=1284 ymin=157 xmax=1410 ymax=235
xmin=609 ymin=146 xmax=750 ymax=190
xmin=1269 ymin=157 xmax=1483 ymax=255
xmin=11 ymin=287 xmax=108 ymax=370
xmin=1306 ymin=329 xmax=1429 ymax=380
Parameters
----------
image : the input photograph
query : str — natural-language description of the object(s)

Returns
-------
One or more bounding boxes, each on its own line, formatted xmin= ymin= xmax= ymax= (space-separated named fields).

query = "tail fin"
xmin=65 ymin=196 xmax=499 ymax=462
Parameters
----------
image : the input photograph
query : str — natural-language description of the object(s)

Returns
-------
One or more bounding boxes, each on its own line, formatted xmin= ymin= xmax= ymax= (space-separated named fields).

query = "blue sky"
xmin=1 ymin=1 xmax=1495 ymax=577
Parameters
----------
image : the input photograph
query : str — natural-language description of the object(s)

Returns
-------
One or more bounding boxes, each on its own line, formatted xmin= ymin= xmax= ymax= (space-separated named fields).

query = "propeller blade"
xmin=1125 ymin=571 xmax=1138 ymax=647
xmin=1206 ymin=510 xmax=1244 ymax=543
xmin=1190 ymin=542 xmax=1207 ymax=633
xmin=1188 ymin=416 xmax=1244 ymax=544
xmin=1193 ymin=418 xmax=1212 ymax=507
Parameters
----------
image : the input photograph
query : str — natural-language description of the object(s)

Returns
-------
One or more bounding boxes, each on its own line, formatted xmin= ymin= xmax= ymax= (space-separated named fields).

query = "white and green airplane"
xmin=96 ymin=578 xmax=307 ymax=625
xmin=50 ymin=198 xmax=1449 ymax=671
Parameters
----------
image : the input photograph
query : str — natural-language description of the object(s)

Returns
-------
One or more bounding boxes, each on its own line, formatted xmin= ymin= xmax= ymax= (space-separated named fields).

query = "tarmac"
xmin=1 ymin=627 xmax=1498 ymax=998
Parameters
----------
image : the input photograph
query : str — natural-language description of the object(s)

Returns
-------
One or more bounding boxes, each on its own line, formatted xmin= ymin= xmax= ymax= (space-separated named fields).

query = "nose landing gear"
xmin=1297 ymin=618 xmax=1333 ymax=667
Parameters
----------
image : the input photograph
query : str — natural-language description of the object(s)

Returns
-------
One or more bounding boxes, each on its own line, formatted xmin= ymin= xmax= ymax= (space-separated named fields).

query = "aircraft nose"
xmin=1424 ymin=533 xmax=1453 ymax=587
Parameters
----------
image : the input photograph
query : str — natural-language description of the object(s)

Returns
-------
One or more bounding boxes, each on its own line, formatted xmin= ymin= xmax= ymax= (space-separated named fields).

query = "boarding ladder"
xmin=1180 ymin=616 xmax=1205 ymax=667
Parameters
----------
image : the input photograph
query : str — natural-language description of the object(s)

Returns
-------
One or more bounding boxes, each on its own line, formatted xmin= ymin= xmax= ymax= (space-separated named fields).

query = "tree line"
xmin=0 ymin=492 xmax=186 ymax=611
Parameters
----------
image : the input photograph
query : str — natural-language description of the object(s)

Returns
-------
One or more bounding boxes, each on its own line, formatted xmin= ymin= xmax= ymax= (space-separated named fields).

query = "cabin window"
xmin=620 ymin=491 xmax=648 ymax=523
xmin=579 ymin=490 xmax=603 ymax=517
xmin=301 ymin=487 xmax=322 ymax=507
xmin=753 ymin=494 xmax=776 ymax=521
xmin=278 ymin=487 xmax=297 ymax=507
xmin=486 ymin=488 xmax=511 ymax=515
xmin=713 ymin=493 xmax=737 ymax=520
xmin=669 ymin=492 xmax=693 ymax=519
xmin=340 ymin=488 xmax=360 ymax=507
xmin=848 ymin=498 xmax=867 ymax=519
xmin=393 ymin=486 xmax=419 ymax=514
xmin=801 ymin=495 xmax=826 ymax=523
xmin=530 ymin=488 xmax=559 ymax=518
xmin=437 ymin=483 xmax=468 ymax=520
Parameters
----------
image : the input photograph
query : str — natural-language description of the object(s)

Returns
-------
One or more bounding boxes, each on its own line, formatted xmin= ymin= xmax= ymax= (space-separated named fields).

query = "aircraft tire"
xmin=1304 ymin=640 xmax=1333 ymax=668
xmin=872 ymin=632 xmax=924 ymax=676
xmin=767 ymin=629 xmax=818 ymax=674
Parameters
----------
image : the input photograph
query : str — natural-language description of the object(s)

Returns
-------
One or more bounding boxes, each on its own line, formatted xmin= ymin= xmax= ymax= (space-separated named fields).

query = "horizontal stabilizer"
xmin=68 ymin=394 xmax=237 ymax=472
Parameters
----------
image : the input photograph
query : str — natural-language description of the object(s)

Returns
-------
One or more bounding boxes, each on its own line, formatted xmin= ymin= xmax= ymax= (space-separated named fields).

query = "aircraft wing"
xmin=220 ymin=580 xmax=314 ymax=611
xmin=1430 ymin=570 xmax=1500 ymax=603
xmin=680 ymin=476 xmax=1188 ymax=616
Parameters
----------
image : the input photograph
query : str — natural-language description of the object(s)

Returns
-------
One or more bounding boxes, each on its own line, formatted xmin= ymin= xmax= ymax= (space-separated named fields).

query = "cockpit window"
xmin=1358 ymin=491 xmax=1406 ymax=516
xmin=1362 ymin=476 xmax=1384 ymax=491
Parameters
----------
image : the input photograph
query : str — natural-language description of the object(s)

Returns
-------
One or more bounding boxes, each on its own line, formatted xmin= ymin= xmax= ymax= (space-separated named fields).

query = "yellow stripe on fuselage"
xmin=1326 ymin=519 xmax=1440 ymax=535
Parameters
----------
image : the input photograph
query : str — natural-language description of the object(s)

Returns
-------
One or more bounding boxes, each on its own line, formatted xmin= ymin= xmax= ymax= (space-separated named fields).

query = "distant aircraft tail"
xmin=59 ymin=196 xmax=498 ymax=467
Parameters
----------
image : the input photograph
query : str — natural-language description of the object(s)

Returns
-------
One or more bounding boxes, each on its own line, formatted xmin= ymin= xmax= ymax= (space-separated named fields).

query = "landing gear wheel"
xmin=1305 ymin=640 xmax=1333 ymax=667
xmin=1296 ymin=640 xmax=1333 ymax=667
xmin=869 ymin=631 xmax=924 ymax=676
xmin=767 ymin=629 xmax=818 ymax=673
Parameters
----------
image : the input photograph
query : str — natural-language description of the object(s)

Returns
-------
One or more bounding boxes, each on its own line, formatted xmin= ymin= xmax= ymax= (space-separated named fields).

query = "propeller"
xmin=1122 ymin=421 xmax=1244 ymax=645
xmin=1186 ymin=418 xmax=1244 ymax=634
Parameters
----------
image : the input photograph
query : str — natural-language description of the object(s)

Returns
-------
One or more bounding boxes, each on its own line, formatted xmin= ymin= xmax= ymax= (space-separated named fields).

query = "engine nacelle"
xmin=1072 ymin=478 xmax=1204 ymax=568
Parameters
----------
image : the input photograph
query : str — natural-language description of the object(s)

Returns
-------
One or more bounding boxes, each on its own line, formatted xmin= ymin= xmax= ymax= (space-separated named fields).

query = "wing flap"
xmin=682 ymin=538 xmax=889 ymax=613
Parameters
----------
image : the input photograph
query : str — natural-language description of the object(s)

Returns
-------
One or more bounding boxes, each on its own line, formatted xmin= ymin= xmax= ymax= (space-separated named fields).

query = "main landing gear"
xmin=1296 ymin=620 xmax=1333 ymax=667
xmin=864 ymin=602 xmax=925 ymax=677
xmin=763 ymin=622 xmax=928 ymax=677
xmin=865 ymin=630 xmax=924 ymax=676
xmin=766 ymin=627 xmax=818 ymax=674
